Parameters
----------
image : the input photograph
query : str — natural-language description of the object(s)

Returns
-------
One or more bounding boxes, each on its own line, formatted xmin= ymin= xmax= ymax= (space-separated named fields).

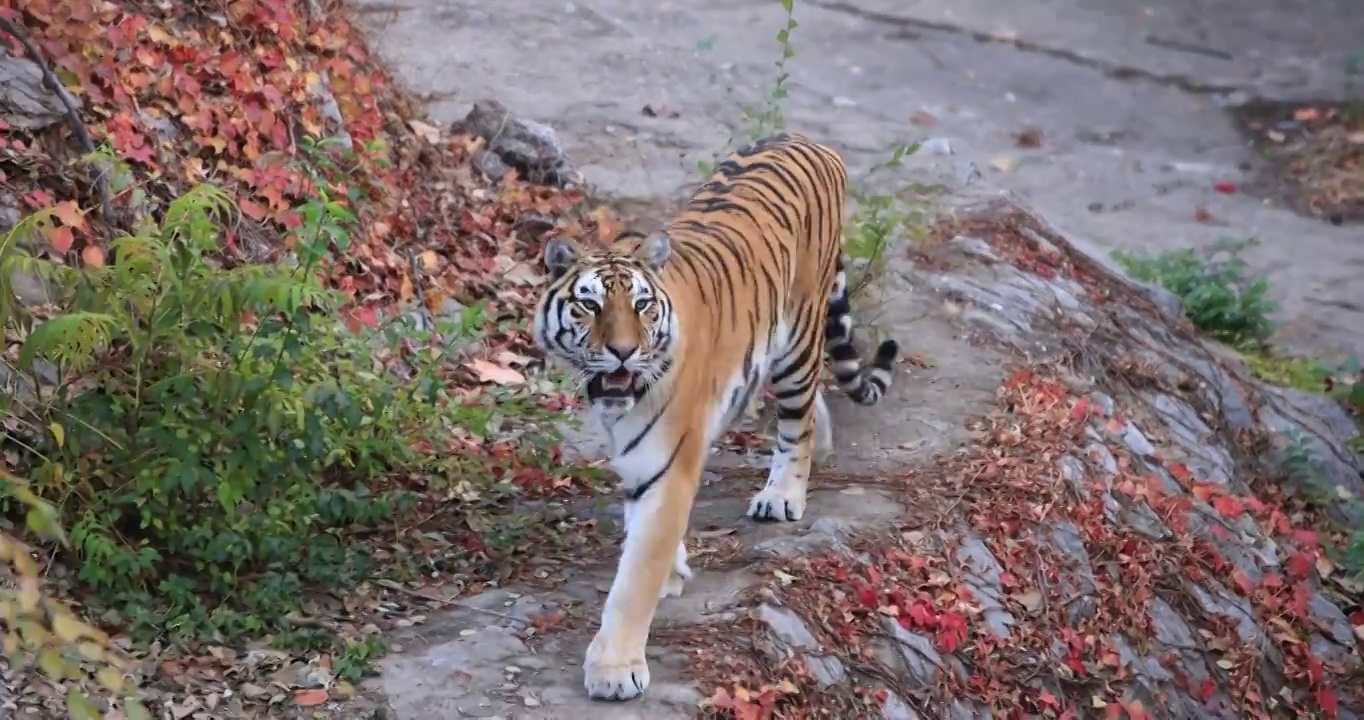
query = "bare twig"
xmin=0 ymin=13 xmax=118 ymax=232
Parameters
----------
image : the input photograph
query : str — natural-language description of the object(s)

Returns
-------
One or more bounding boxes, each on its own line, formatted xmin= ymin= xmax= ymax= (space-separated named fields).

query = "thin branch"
xmin=0 ymin=13 xmax=118 ymax=232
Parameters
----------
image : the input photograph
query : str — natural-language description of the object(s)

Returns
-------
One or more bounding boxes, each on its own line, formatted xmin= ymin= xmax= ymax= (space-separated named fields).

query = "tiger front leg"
xmin=623 ymin=496 xmax=692 ymax=598
xmin=585 ymin=444 xmax=703 ymax=700
xmin=747 ymin=339 xmax=820 ymax=522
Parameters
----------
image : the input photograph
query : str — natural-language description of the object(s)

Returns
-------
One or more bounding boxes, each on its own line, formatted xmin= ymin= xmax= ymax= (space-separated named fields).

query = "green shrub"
xmin=0 ymin=150 xmax=540 ymax=646
xmin=1113 ymin=238 xmax=1277 ymax=348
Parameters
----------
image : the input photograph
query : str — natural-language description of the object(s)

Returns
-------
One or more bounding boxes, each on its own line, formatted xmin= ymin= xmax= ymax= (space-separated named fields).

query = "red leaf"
xmin=1069 ymin=397 xmax=1091 ymax=422
xmin=1213 ymin=181 xmax=1237 ymax=194
xmin=1211 ymin=495 xmax=1242 ymax=518
xmin=1290 ymin=529 xmax=1319 ymax=549
xmin=1230 ymin=568 xmax=1257 ymax=594
xmin=239 ymin=198 xmax=269 ymax=221
xmin=1038 ymin=690 xmax=1060 ymax=708
xmin=1286 ymin=552 xmax=1315 ymax=580
xmin=1167 ymin=463 xmax=1193 ymax=484
xmin=1318 ymin=686 xmax=1339 ymax=719
xmin=854 ymin=583 xmax=877 ymax=608
xmin=46 ymin=225 xmax=75 ymax=253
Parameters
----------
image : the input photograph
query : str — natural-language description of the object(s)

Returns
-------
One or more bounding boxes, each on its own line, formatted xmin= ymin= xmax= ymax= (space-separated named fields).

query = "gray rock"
xmin=0 ymin=54 xmax=74 ymax=130
xmin=753 ymin=603 xmax=819 ymax=650
xmin=456 ymin=99 xmax=585 ymax=188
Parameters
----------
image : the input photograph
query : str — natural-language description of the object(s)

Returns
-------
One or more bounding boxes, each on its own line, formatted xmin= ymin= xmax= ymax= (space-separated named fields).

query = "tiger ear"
xmin=543 ymin=236 xmax=582 ymax=279
xmin=635 ymin=231 xmax=672 ymax=269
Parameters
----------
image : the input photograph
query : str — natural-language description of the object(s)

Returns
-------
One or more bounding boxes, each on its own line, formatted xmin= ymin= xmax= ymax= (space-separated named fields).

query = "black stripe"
xmin=621 ymin=394 xmax=672 ymax=455
xmin=625 ymin=431 xmax=690 ymax=502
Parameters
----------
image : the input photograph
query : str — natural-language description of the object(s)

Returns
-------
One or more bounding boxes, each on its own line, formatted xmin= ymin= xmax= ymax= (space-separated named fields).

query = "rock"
xmin=0 ymin=54 xmax=73 ymax=130
xmin=753 ymin=603 xmax=819 ymax=650
xmin=455 ymin=99 xmax=585 ymax=188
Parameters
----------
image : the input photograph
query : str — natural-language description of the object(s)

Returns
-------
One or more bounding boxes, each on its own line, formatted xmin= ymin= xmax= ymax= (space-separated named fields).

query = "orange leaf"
xmin=239 ymin=198 xmax=269 ymax=222
xmin=81 ymin=245 xmax=106 ymax=268
xmin=46 ymin=225 xmax=75 ymax=253
xmin=51 ymin=200 xmax=86 ymax=229
xmin=293 ymin=688 xmax=328 ymax=706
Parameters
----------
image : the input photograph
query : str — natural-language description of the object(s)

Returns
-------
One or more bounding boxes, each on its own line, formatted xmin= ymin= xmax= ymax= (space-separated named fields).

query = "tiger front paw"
xmin=583 ymin=630 xmax=650 ymax=701
xmin=747 ymin=485 xmax=806 ymax=522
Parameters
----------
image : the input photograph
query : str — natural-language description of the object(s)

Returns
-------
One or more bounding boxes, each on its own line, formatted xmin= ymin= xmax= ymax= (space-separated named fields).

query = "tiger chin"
xmin=531 ymin=133 xmax=899 ymax=702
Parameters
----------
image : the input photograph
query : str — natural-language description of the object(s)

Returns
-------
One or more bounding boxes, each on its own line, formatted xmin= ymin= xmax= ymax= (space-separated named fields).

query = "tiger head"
xmin=532 ymin=231 xmax=675 ymax=417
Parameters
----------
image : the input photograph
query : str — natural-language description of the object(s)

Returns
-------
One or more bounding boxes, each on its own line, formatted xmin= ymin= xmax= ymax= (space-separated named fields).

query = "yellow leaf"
xmin=126 ymin=699 xmax=153 ymax=720
xmin=66 ymin=688 xmax=101 ymax=720
xmin=38 ymin=647 xmax=70 ymax=680
xmin=51 ymin=612 xmax=85 ymax=642
xmin=146 ymin=25 xmax=175 ymax=45
xmin=49 ymin=422 xmax=65 ymax=449
xmin=97 ymin=665 xmax=126 ymax=693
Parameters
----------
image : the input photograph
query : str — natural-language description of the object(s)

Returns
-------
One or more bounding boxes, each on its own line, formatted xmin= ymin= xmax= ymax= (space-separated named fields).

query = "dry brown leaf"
xmin=470 ymin=359 xmax=526 ymax=385
xmin=294 ymin=688 xmax=328 ymax=706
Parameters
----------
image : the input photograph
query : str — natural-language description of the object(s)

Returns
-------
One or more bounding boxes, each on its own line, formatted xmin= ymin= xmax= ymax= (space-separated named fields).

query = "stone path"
xmin=357 ymin=0 xmax=1364 ymax=360
xmin=349 ymin=1 xmax=1364 ymax=717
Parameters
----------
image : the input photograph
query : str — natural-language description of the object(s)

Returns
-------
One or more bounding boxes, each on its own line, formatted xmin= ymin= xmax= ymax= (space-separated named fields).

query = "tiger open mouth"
xmin=587 ymin=369 xmax=637 ymax=399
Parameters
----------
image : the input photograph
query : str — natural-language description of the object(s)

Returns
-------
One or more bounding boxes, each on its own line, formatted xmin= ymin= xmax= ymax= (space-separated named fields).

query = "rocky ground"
xmin=363 ymin=194 xmax=1364 ymax=719
xmin=348 ymin=0 xmax=1364 ymax=717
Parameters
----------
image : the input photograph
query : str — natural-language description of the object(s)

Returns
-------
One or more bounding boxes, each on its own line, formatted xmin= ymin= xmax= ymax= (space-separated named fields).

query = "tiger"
xmin=531 ymin=132 xmax=899 ymax=701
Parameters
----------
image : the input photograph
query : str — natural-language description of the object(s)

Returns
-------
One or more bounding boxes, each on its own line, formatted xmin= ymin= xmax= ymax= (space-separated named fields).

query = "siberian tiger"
xmin=532 ymin=133 xmax=899 ymax=700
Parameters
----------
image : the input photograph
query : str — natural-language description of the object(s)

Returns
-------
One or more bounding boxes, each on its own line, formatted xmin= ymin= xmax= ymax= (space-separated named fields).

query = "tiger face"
xmin=533 ymin=232 xmax=675 ymax=418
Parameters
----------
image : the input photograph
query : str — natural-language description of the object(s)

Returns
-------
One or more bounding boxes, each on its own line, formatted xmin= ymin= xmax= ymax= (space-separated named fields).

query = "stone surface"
xmin=0 ymin=53 xmax=73 ymax=130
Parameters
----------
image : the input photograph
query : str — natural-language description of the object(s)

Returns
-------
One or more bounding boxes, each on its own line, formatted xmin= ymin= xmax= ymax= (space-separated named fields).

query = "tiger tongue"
xmin=602 ymin=370 xmax=633 ymax=389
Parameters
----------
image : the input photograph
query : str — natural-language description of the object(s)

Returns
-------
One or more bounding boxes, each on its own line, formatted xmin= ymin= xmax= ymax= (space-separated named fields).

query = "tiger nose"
xmin=606 ymin=343 xmax=638 ymax=361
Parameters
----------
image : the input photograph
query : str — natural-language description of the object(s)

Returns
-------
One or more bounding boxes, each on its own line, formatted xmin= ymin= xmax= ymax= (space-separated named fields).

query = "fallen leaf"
xmin=46 ymin=225 xmax=75 ymax=253
xmin=1292 ymin=107 xmax=1320 ymax=122
xmin=82 ymin=245 xmax=106 ymax=267
xmin=1194 ymin=206 xmax=1215 ymax=223
xmin=989 ymin=156 xmax=1016 ymax=173
xmin=1013 ymin=589 xmax=1043 ymax=613
xmin=909 ymin=110 xmax=937 ymax=127
xmin=408 ymin=120 xmax=442 ymax=144
xmin=1213 ymin=181 xmax=1237 ymax=194
xmin=293 ymin=688 xmax=328 ymax=706
xmin=1015 ymin=128 xmax=1043 ymax=148
xmin=470 ymin=358 xmax=526 ymax=385
xmin=1347 ymin=131 xmax=1364 ymax=145
xmin=51 ymin=200 xmax=86 ymax=229
xmin=773 ymin=569 xmax=797 ymax=586
xmin=495 ymin=350 xmax=535 ymax=367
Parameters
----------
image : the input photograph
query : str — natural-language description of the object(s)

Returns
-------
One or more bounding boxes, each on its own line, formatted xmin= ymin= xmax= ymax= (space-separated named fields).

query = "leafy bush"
xmin=0 ymin=150 xmax=530 ymax=645
xmin=1113 ymin=238 xmax=1277 ymax=348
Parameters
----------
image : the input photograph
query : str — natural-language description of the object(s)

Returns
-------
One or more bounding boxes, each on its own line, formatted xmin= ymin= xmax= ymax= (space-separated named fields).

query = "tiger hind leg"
xmin=747 ymin=327 xmax=822 ymax=523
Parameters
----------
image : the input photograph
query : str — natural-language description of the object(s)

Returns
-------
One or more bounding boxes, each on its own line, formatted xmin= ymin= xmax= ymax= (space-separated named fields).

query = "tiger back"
xmin=532 ymin=132 xmax=899 ymax=702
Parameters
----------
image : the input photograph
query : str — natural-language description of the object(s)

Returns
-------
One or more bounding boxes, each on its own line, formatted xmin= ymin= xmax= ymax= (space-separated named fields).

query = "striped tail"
xmin=824 ymin=255 xmax=898 ymax=405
